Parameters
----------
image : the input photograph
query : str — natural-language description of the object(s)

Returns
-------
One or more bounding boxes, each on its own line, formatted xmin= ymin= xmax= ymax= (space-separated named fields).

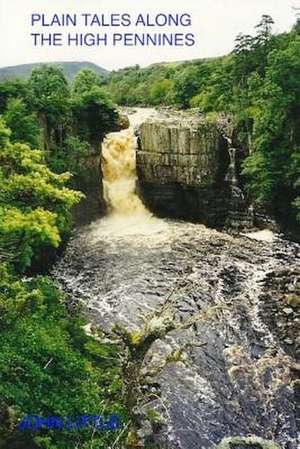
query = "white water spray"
xmin=102 ymin=128 xmax=150 ymax=217
xmin=99 ymin=109 xmax=167 ymax=238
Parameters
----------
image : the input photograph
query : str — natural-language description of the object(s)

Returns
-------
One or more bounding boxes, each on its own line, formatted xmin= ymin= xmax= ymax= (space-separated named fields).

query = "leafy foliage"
xmin=72 ymin=68 xmax=105 ymax=95
xmin=0 ymin=266 xmax=126 ymax=449
xmin=106 ymin=60 xmax=219 ymax=107
xmin=28 ymin=65 xmax=70 ymax=131
xmin=0 ymin=79 xmax=28 ymax=114
xmin=0 ymin=119 xmax=82 ymax=272
xmin=71 ymin=70 xmax=118 ymax=149
xmin=0 ymin=65 xmax=126 ymax=449
xmin=242 ymin=36 xmax=300 ymax=220
xmin=49 ymin=136 xmax=90 ymax=177
xmin=0 ymin=65 xmax=117 ymax=175
xmin=3 ymin=98 xmax=40 ymax=147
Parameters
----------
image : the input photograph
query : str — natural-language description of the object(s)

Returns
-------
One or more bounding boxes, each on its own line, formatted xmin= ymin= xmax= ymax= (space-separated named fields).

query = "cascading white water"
xmin=98 ymin=109 xmax=168 ymax=237
xmin=101 ymin=128 xmax=150 ymax=217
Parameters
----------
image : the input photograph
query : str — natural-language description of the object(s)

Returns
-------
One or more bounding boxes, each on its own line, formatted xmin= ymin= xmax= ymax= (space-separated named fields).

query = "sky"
xmin=0 ymin=0 xmax=298 ymax=71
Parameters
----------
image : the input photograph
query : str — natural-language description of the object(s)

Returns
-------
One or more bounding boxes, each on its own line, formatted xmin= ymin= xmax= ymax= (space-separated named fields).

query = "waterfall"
xmin=92 ymin=109 xmax=166 ymax=238
xmin=101 ymin=128 xmax=150 ymax=217
xmin=225 ymin=147 xmax=238 ymax=188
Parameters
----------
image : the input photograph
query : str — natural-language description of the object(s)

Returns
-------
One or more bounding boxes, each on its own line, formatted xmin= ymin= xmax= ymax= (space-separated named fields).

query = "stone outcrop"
xmin=117 ymin=112 xmax=130 ymax=130
xmin=136 ymin=112 xmax=233 ymax=227
xmin=72 ymin=153 xmax=105 ymax=226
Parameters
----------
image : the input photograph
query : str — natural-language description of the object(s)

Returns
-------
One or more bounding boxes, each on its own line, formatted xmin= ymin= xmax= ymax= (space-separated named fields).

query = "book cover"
xmin=0 ymin=1 xmax=299 ymax=449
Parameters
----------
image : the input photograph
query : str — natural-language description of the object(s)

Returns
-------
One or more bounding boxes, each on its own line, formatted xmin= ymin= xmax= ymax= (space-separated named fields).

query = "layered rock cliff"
xmin=136 ymin=112 xmax=238 ymax=227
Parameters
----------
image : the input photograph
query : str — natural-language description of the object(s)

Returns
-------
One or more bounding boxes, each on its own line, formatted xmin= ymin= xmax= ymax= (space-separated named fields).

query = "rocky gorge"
xmin=52 ymin=108 xmax=299 ymax=449
xmin=75 ymin=107 xmax=258 ymax=229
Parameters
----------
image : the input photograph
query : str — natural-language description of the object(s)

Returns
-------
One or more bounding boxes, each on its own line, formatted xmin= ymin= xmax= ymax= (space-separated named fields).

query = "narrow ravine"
xmin=52 ymin=110 xmax=300 ymax=449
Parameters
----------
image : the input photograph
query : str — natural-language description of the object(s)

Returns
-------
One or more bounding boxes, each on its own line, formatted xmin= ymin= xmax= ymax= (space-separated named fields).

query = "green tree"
xmin=49 ymin=136 xmax=89 ymax=176
xmin=0 ymin=266 xmax=126 ymax=449
xmin=3 ymin=98 xmax=40 ymax=147
xmin=173 ymin=65 xmax=204 ymax=108
xmin=243 ymin=35 xmax=300 ymax=225
xmin=149 ymin=79 xmax=173 ymax=105
xmin=0 ymin=119 xmax=82 ymax=272
xmin=190 ymin=58 xmax=234 ymax=112
xmin=72 ymin=68 xmax=105 ymax=95
xmin=28 ymin=65 xmax=70 ymax=151
xmin=71 ymin=80 xmax=118 ymax=150
xmin=0 ymin=79 xmax=28 ymax=114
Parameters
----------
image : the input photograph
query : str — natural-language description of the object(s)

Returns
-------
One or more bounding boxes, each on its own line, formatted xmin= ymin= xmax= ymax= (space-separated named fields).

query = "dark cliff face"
xmin=72 ymin=153 xmax=105 ymax=226
xmin=136 ymin=116 xmax=232 ymax=227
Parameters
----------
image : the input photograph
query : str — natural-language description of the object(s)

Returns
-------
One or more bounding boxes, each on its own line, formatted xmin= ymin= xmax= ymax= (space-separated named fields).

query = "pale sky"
xmin=0 ymin=0 xmax=297 ymax=70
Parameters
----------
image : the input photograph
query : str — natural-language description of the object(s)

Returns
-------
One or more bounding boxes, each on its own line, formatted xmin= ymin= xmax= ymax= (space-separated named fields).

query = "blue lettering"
xmin=31 ymin=14 xmax=41 ymax=26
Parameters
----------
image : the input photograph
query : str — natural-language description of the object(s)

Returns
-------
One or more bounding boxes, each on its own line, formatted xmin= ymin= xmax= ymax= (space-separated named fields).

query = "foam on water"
xmin=52 ymin=108 xmax=299 ymax=449
xmin=244 ymin=229 xmax=276 ymax=242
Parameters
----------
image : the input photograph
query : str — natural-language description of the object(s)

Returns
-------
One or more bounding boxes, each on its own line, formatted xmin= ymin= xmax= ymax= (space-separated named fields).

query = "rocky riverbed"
xmin=52 ymin=216 xmax=299 ymax=449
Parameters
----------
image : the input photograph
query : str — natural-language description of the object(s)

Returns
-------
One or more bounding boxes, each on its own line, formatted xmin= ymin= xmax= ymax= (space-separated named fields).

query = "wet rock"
xmin=72 ymin=153 xmax=104 ymax=226
xmin=117 ymin=112 xmax=130 ymax=130
xmin=215 ymin=436 xmax=280 ymax=449
xmin=52 ymin=220 xmax=300 ymax=449
xmin=283 ymin=307 xmax=294 ymax=316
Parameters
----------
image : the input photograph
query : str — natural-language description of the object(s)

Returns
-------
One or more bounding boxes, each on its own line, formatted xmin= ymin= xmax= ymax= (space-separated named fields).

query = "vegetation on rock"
xmin=105 ymin=15 xmax=300 ymax=231
xmin=0 ymin=65 xmax=126 ymax=448
xmin=0 ymin=266 xmax=126 ymax=449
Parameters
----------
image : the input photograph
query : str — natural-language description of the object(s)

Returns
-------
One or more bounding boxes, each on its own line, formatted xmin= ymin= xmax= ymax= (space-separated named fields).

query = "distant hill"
xmin=0 ymin=61 xmax=109 ymax=81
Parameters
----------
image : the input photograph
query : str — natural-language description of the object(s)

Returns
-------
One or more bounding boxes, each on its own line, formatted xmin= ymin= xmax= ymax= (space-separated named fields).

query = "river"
xmin=52 ymin=108 xmax=299 ymax=449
